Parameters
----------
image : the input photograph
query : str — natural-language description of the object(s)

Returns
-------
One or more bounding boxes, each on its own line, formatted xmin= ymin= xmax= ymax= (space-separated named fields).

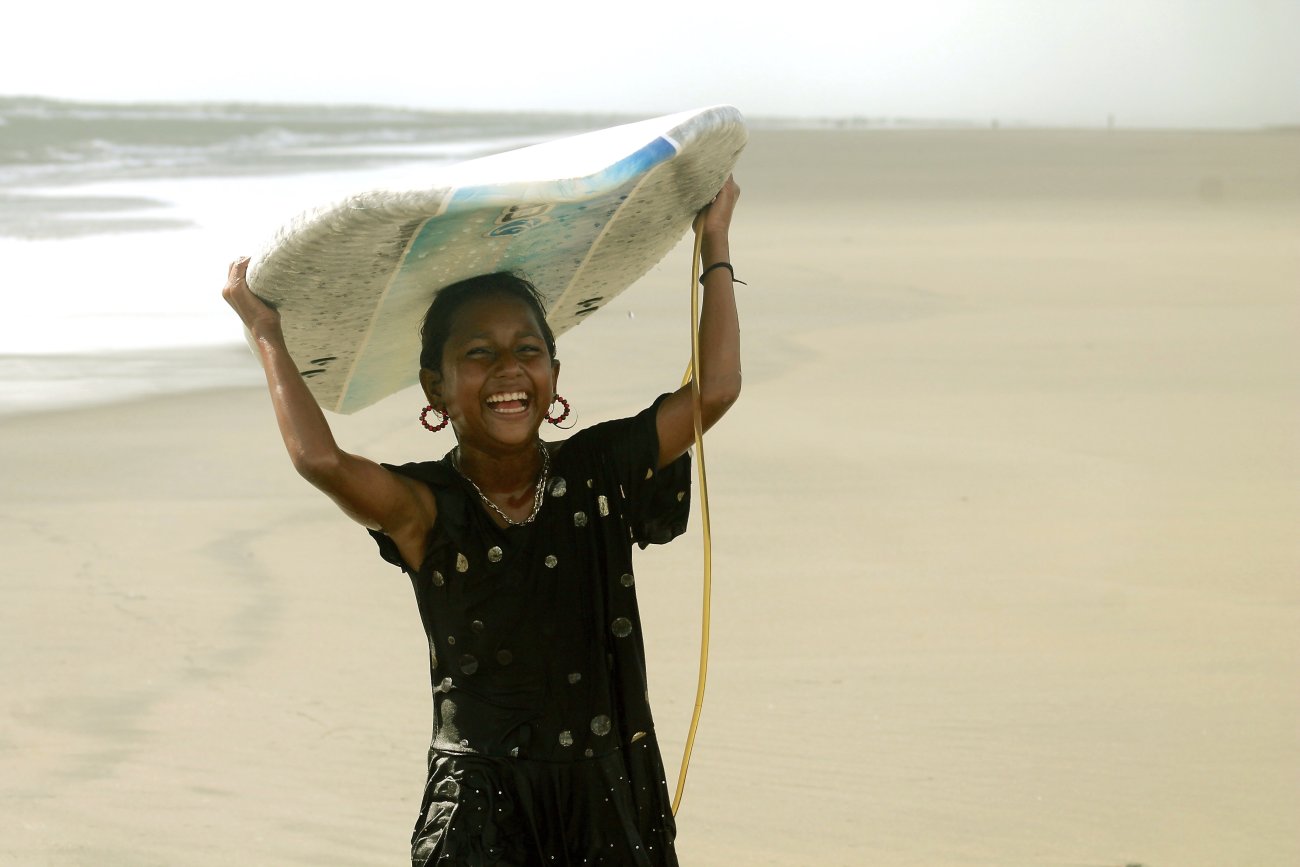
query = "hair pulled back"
xmin=419 ymin=272 xmax=557 ymax=372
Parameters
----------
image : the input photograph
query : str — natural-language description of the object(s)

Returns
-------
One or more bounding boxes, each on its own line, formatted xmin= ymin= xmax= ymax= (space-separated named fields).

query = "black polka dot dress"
xmin=370 ymin=397 xmax=691 ymax=866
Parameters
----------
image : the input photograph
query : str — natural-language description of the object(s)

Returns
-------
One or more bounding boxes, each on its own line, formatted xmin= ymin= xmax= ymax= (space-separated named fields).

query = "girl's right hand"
xmin=694 ymin=174 xmax=740 ymax=239
xmin=222 ymin=257 xmax=282 ymax=337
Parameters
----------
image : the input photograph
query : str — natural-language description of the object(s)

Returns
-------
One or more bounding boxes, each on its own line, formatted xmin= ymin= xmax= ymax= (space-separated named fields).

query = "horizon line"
xmin=1 ymin=93 xmax=1295 ymax=134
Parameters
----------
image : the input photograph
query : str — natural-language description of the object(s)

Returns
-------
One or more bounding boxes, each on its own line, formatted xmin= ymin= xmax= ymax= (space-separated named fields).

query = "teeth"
xmin=486 ymin=391 xmax=527 ymax=404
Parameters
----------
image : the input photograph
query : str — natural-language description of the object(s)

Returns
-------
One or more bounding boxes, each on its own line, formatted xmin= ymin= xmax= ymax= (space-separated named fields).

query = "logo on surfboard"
xmin=487 ymin=203 xmax=553 ymax=237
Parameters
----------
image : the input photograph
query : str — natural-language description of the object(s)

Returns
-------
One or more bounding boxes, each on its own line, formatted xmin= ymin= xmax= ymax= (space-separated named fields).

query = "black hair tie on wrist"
xmin=698 ymin=262 xmax=747 ymax=285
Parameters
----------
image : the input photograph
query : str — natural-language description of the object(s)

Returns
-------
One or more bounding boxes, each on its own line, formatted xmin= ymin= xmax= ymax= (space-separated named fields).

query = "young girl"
xmin=223 ymin=176 xmax=741 ymax=866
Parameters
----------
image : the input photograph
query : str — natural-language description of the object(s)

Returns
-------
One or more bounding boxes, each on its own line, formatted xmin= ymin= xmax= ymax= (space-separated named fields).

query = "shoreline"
xmin=0 ymin=343 xmax=264 ymax=419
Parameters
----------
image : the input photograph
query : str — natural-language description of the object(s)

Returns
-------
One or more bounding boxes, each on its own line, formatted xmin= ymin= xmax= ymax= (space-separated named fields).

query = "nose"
xmin=491 ymin=350 xmax=524 ymax=376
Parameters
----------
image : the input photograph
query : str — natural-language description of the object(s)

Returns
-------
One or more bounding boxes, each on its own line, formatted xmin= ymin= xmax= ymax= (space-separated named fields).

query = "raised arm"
xmin=655 ymin=175 xmax=742 ymax=467
xmin=222 ymin=259 xmax=435 ymax=550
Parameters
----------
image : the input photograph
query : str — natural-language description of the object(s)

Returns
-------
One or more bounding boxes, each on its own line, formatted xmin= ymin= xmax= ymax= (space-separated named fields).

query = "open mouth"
xmin=486 ymin=391 xmax=530 ymax=415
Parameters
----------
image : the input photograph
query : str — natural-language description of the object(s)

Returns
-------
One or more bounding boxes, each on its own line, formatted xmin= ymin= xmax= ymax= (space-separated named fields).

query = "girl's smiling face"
xmin=423 ymin=290 xmax=559 ymax=450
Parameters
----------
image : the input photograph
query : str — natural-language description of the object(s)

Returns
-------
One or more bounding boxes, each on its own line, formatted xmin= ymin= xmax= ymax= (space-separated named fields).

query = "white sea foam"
xmin=4 ymin=166 xmax=424 ymax=354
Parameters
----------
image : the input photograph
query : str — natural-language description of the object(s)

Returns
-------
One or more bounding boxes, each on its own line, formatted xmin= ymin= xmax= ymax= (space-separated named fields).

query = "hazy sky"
xmin=6 ymin=0 xmax=1298 ymax=127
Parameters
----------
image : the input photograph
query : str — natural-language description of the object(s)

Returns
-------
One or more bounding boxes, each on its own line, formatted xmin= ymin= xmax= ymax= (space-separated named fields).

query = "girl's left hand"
xmin=694 ymin=175 xmax=740 ymax=238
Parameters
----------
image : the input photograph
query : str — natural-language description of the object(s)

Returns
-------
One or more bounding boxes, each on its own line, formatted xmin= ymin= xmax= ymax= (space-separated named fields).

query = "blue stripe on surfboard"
xmin=338 ymin=136 xmax=679 ymax=410
xmin=440 ymin=135 xmax=679 ymax=215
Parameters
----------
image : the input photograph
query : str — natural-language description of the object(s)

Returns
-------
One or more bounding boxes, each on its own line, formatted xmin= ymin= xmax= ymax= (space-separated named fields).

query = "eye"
xmin=466 ymin=346 xmax=492 ymax=358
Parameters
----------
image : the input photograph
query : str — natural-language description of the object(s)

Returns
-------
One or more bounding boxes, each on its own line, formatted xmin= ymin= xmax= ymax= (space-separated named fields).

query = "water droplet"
xmin=620 ymin=573 xmax=634 ymax=587
xmin=550 ymin=477 xmax=567 ymax=497
xmin=447 ymin=635 xmax=456 ymax=646
xmin=544 ymin=554 xmax=558 ymax=569
xmin=471 ymin=619 xmax=485 ymax=633
xmin=496 ymin=649 xmax=513 ymax=666
xmin=611 ymin=617 xmax=633 ymax=638
xmin=676 ymin=490 xmax=686 ymax=502
xmin=644 ymin=468 xmax=654 ymax=480
xmin=597 ymin=495 xmax=609 ymax=516
xmin=459 ymin=654 xmax=478 ymax=675
xmin=631 ymin=731 xmax=647 ymax=743
xmin=568 ymin=672 xmax=582 ymax=684
xmin=487 ymin=546 xmax=503 ymax=563
xmin=456 ymin=553 xmax=469 ymax=573
xmin=432 ymin=570 xmax=445 ymax=587
xmin=559 ymin=730 xmax=574 ymax=747
xmin=590 ymin=714 xmax=611 ymax=736
xmin=573 ymin=511 xmax=588 ymax=528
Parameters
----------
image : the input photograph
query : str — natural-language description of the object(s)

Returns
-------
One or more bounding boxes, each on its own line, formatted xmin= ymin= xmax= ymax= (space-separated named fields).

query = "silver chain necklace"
xmin=453 ymin=441 xmax=550 ymax=527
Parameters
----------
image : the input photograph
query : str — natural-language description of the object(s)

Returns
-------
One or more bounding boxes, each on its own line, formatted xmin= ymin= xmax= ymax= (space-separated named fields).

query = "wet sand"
xmin=2 ymin=126 xmax=1297 ymax=866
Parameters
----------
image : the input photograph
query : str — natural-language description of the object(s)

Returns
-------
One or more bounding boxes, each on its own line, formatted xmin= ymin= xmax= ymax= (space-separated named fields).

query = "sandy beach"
xmin=2 ymin=126 xmax=1297 ymax=866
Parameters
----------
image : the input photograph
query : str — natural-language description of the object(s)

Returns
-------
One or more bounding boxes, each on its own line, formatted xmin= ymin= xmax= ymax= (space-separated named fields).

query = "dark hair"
xmin=419 ymin=272 xmax=557 ymax=372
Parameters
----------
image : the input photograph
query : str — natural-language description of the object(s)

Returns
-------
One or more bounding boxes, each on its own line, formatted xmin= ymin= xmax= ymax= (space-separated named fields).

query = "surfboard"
xmin=246 ymin=105 xmax=747 ymax=414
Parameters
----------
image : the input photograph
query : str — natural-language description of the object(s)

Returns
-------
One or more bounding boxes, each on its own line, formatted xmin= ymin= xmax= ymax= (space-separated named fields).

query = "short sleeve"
xmin=364 ymin=459 xmax=466 ymax=575
xmin=368 ymin=524 xmax=408 ymax=572
xmin=562 ymin=394 xmax=692 ymax=548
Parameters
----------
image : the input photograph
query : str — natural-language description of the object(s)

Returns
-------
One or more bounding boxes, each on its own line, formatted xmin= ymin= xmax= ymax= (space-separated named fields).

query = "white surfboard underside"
xmin=246 ymin=105 xmax=747 ymax=413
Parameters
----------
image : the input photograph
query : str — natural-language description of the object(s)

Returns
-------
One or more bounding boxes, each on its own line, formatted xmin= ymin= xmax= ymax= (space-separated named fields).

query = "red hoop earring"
xmin=545 ymin=394 xmax=571 ymax=426
xmin=420 ymin=405 xmax=449 ymax=432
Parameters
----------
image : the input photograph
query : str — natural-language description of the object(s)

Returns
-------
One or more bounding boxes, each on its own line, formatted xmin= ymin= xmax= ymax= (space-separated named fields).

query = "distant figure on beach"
xmin=222 ymin=176 xmax=741 ymax=865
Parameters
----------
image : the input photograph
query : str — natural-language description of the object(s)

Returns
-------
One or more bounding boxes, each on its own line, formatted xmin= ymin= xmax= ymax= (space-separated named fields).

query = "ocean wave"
xmin=0 ymin=96 xmax=626 ymax=188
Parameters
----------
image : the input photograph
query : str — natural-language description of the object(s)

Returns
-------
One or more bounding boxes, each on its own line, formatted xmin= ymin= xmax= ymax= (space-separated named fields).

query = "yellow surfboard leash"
xmin=671 ymin=224 xmax=712 ymax=816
